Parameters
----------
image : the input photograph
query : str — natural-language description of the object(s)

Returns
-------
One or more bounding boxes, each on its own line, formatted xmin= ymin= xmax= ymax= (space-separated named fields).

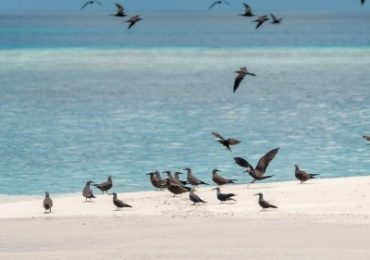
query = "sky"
xmin=0 ymin=0 xmax=368 ymax=12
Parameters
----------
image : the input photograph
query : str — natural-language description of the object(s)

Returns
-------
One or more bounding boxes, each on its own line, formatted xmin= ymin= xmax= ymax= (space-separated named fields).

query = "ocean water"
xmin=1 ymin=12 xmax=370 ymax=195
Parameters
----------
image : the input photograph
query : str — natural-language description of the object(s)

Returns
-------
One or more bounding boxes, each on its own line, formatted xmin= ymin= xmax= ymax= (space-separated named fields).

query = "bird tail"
xmin=229 ymin=180 xmax=237 ymax=183
xmin=262 ymin=175 xmax=274 ymax=180
xmin=201 ymin=182 xmax=209 ymax=185
xmin=270 ymin=205 xmax=278 ymax=208
xmin=310 ymin=174 xmax=320 ymax=178
xmin=91 ymin=195 xmax=96 ymax=198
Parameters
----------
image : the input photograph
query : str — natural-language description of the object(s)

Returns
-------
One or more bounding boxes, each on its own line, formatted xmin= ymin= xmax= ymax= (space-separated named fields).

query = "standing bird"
xmin=81 ymin=1 xmax=102 ymax=10
xmin=295 ymin=165 xmax=319 ymax=184
xmin=174 ymin=172 xmax=188 ymax=185
xmin=43 ymin=192 xmax=53 ymax=213
xmin=212 ymin=132 xmax=241 ymax=152
xmin=213 ymin=187 xmax=236 ymax=203
xmin=234 ymin=148 xmax=279 ymax=183
xmin=82 ymin=180 xmax=96 ymax=202
xmin=154 ymin=171 xmax=168 ymax=188
xmin=184 ymin=168 xmax=209 ymax=186
xmin=252 ymin=15 xmax=269 ymax=29
xmin=189 ymin=188 xmax=207 ymax=205
xmin=114 ymin=3 xmax=126 ymax=17
xmin=125 ymin=15 xmax=142 ymax=30
xmin=270 ymin=13 xmax=282 ymax=24
xmin=166 ymin=179 xmax=191 ymax=197
xmin=233 ymin=67 xmax=256 ymax=93
xmin=212 ymin=169 xmax=236 ymax=186
xmin=254 ymin=193 xmax=277 ymax=211
xmin=209 ymin=0 xmax=230 ymax=10
xmin=240 ymin=3 xmax=254 ymax=17
xmin=110 ymin=193 xmax=132 ymax=210
xmin=93 ymin=175 xmax=113 ymax=194
xmin=146 ymin=171 xmax=165 ymax=190
xmin=163 ymin=171 xmax=184 ymax=186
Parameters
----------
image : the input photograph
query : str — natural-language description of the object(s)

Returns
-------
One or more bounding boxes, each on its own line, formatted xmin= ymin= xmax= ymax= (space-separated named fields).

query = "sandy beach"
xmin=0 ymin=176 xmax=370 ymax=259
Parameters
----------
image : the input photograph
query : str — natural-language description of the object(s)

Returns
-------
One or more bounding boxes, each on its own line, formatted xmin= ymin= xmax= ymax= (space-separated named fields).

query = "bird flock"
xmin=41 ymin=1 xmax=367 ymax=214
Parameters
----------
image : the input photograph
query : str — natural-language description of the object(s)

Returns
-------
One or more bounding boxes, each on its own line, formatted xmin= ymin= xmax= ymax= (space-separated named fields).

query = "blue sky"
xmin=0 ymin=0 xmax=367 ymax=11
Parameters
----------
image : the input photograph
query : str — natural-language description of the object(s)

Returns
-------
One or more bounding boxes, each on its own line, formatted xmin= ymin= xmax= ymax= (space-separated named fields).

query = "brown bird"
xmin=154 ymin=171 xmax=168 ymax=188
xmin=213 ymin=187 xmax=236 ymax=203
xmin=146 ymin=171 xmax=165 ymax=190
xmin=81 ymin=1 xmax=102 ymax=10
xmin=234 ymin=148 xmax=279 ymax=183
xmin=240 ymin=3 xmax=254 ymax=17
xmin=114 ymin=3 xmax=126 ymax=17
xmin=110 ymin=192 xmax=132 ymax=210
xmin=163 ymin=171 xmax=185 ymax=186
xmin=43 ymin=192 xmax=53 ymax=213
xmin=270 ymin=13 xmax=282 ymax=24
xmin=184 ymin=168 xmax=209 ymax=186
xmin=93 ymin=176 xmax=113 ymax=194
xmin=233 ymin=67 xmax=256 ymax=93
xmin=166 ymin=179 xmax=191 ymax=197
xmin=82 ymin=180 xmax=96 ymax=202
xmin=255 ymin=193 xmax=277 ymax=210
xmin=125 ymin=15 xmax=142 ymax=30
xmin=295 ymin=164 xmax=319 ymax=184
xmin=212 ymin=169 xmax=236 ymax=186
xmin=212 ymin=132 xmax=241 ymax=152
xmin=252 ymin=15 xmax=269 ymax=29
xmin=189 ymin=188 xmax=207 ymax=205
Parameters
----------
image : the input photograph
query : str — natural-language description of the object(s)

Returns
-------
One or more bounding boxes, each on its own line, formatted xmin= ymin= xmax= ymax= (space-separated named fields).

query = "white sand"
xmin=1 ymin=176 xmax=370 ymax=259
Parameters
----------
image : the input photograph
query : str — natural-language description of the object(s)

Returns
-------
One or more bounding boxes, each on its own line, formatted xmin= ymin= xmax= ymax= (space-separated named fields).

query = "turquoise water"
xmin=1 ymin=12 xmax=370 ymax=195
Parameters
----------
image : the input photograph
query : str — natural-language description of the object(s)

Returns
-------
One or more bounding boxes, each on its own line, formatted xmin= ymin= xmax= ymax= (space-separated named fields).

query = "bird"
xmin=363 ymin=135 xmax=370 ymax=142
xmin=82 ymin=180 xmax=96 ymax=202
xmin=43 ymin=192 xmax=53 ymax=213
xmin=189 ymin=188 xmax=207 ymax=205
xmin=209 ymin=0 xmax=230 ymax=10
xmin=125 ymin=15 xmax=142 ymax=30
xmin=361 ymin=0 xmax=365 ymax=5
xmin=163 ymin=170 xmax=185 ymax=186
xmin=240 ymin=3 xmax=254 ymax=17
xmin=93 ymin=175 xmax=113 ymax=194
xmin=254 ymin=193 xmax=277 ymax=210
xmin=146 ymin=171 xmax=166 ymax=190
xmin=174 ymin=172 xmax=188 ymax=185
xmin=213 ymin=187 xmax=236 ymax=203
xmin=212 ymin=132 xmax=241 ymax=152
xmin=154 ymin=171 xmax=168 ymax=188
xmin=166 ymin=178 xmax=191 ymax=197
xmin=270 ymin=13 xmax=282 ymax=24
xmin=81 ymin=1 xmax=102 ymax=10
xmin=212 ymin=169 xmax=236 ymax=186
xmin=234 ymin=147 xmax=279 ymax=183
xmin=114 ymin=3 xmax=126 ymax=17
xmin=233 ymin=67 xmax=256 ymax=93
xmin=184 ymin=168 xmax=209 ymax=186
xmin=295 ymin=164 xmax=319 ymax=184
xmin=252 ymin=15 xmax=269 ymax=29
xmin=110 ymin=192 xmax=132 ymax=210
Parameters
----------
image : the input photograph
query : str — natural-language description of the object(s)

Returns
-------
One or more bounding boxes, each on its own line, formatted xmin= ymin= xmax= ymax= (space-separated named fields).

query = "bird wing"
xmin=127 ymin=21 xmax=136 ymax=29
xmin=362 ymin=0 xmax=365 ymax=5
xmin=115 ymin=3 xmax=123 ymax=9
xmin=226 ymin=138 xmax=240 ymax=146
xmin=212 ymin=132 xmax=225 ymax=140
xmin=81 ymin=1 xmax=90 ymax=10
xmin=243 ymin=3 xmax=250 ymax=9
xmin=255 ymin=148 xmax=279 ymax=175
xmin=255 ymin=21 xmax=264 ymax=29
xmin=209 ymin=1 xmax=218 ymax=9
xmin=234 ymin=157 xmax=254 ymax=170
xmin=270 ymin=13 xmax=277 ymax=21
xmin=94 ymin=1 xmax=103 ymax=5
xmin=233 ymin=74 xmax=244 ymax=93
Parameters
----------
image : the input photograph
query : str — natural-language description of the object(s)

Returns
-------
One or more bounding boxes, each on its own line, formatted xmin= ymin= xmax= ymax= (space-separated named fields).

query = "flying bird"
xmin=240 ymin=3 xmax=254 ymax=17
xmin=233 ymin=67 xmax=256 ymax=93
xmin=209 ymin=0 xmax=230 ymax=10
xmin=234 ymin=148 xmax=279 ymax=183
xmin=252 ymin=15 xmax=269 ymax=29
xmin=114 ymin=3 xmax=126 ymax=17
xmin=295 ymin=165 xmax=319 ymax=184
xmin=125 ymin=15 xmax=142 ymax=30
xmin=255 ymin=193 xmax=277 ymax=210
xmin=270 ymin=13 xmax=282 ymax=24
xmin=212 ymin=132 xmax=240 ymax=152
xmin=361 ymin=0 xmax=365 ymax=5
xmin=81 ymin=1 xmax=102 ymax=10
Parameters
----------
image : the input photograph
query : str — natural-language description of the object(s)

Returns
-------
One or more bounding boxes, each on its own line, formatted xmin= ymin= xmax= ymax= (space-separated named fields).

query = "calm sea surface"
xmin=1 ymin=11 xmax=370 ymax=195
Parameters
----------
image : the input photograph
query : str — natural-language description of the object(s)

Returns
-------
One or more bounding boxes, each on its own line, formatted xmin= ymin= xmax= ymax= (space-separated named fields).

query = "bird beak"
xmin=108 ymin=193 xmax=113 ymax=196
xmin=145 ymin=173 xmax=151 ymax=175
xmin=254 ymin=194 xmax=259 ymax=196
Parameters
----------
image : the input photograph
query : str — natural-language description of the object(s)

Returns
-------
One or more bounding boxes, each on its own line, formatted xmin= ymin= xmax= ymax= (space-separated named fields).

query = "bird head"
xmin=183 ymin=168 xmax=191 ymax=172
xmin=45 ymin=191 xmax=49 ymax=197
xmin=86 ymin=180 xmax=94 ymax=185
xmin=254 ymin=193 xmax=263 ymax=196
xmin=294 ymin=164 xmax=299 ymax=169
xmin=212 ymin=169 xmax=221 ymax=175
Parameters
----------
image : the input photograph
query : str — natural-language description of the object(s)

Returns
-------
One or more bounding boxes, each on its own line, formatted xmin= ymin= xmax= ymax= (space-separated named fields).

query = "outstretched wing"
xmin=255 ymin=148 xmax=279 ymax=174
xmin=233 ymin=74 xmax=244 ymax=93
xmin=234 ymin=157 xmax=254 ymax=170
xmin=209 ymin=1 xmax=218 ymax=9
xmin=81 ymin=1 xmax=90 ymax=10
xmin=226 ymin=138 xmax=240 ymax=146
xmin=212 ymin=132 xmax=225 ymax=140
